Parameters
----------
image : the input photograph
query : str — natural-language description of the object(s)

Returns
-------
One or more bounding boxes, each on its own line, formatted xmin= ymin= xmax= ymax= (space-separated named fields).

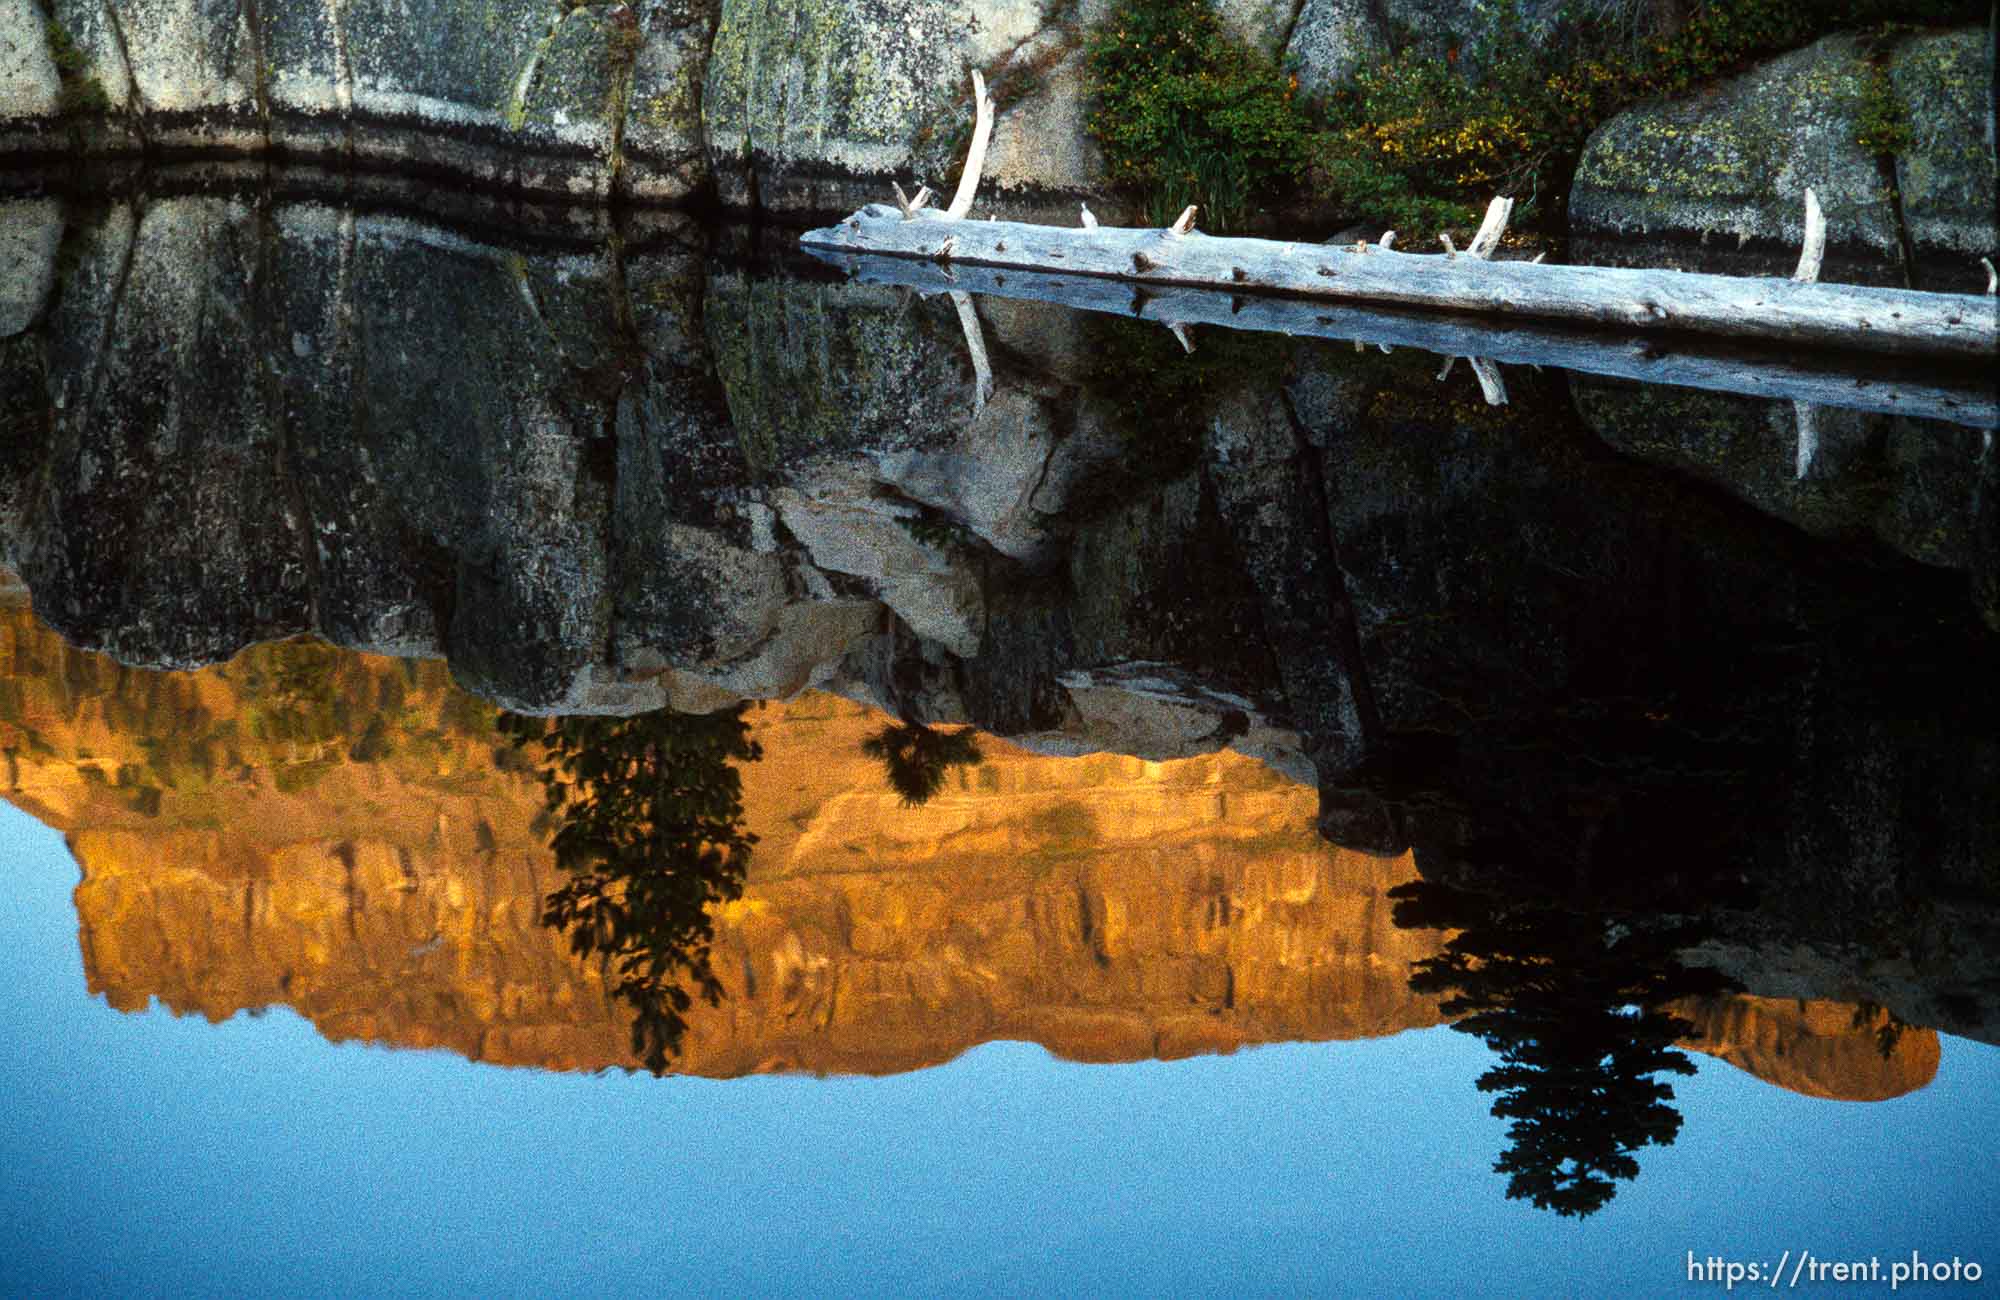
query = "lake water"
xmin=1 ymin=173 xmax=1996 ymax=1295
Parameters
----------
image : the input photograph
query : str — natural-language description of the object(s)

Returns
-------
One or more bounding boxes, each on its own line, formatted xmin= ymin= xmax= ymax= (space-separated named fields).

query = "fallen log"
xmin=801 ymin=77 xmax=1998 ymax=364
xmin=806 ymin=252 xmax=1999 ymax=430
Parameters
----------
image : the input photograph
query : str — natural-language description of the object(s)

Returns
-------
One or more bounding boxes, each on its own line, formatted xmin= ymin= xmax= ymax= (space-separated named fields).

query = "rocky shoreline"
xmin=1 ymin=2 xmax=1991 ymax=279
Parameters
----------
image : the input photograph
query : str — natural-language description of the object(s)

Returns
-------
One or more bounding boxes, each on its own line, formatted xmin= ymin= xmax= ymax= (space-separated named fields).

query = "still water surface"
xmin=6 ymin=789 xmax=1998 ymax=1296
xmin=0 ymin=178 xmax=1996 ymax=1293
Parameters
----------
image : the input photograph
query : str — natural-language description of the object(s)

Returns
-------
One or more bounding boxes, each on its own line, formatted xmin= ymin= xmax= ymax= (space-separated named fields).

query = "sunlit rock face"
xmin=0 ymin=601 xmax=1944 ymax=1098
xmin=1673 ymin=996 xmax=1941 ymax=1103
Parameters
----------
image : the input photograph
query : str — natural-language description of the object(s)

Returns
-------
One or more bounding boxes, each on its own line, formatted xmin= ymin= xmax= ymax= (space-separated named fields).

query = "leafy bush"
xmin=1085 ymin=0 xmax=1313 ymax=229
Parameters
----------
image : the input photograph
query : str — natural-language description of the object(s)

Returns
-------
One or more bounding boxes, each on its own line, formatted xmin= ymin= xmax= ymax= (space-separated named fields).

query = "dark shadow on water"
xmin=498 ymin=705 xmax=762 ymax=1075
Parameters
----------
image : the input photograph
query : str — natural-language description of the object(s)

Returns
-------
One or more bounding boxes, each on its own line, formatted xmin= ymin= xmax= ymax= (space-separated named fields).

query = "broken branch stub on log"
xmin=1792 ymin=187 xmax=1826 ymax=283
xmin=1466 ymin=196 xmax=1514 ymax=260
xmin=893 ymin=181 xmax=933 ymax=220
xmin=944 ymin=71 xmax=994 ymax=221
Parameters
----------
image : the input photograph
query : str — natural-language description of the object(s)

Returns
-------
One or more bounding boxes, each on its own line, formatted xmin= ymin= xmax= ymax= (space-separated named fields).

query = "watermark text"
xmin=1686 ymin=1250 xmax=1984 ymax=1290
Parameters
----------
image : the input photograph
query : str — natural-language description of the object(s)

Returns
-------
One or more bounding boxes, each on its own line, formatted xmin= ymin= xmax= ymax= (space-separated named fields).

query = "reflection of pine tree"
xmin=1850 ymin=1001 xmax=1913 ymax=1061
xmin=499 ymin=706 xmax=761 ymax=1075
xmin=861 ymin=721 xmax=984 ymax=807
xmin=1392 ymin=880 xmax=1731 ymax=1218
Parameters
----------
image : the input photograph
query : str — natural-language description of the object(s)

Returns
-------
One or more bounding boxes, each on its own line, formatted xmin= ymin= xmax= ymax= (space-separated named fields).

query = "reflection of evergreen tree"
xmin=499 ymin=706 xmax=761 ymax=1075
xmin=1391 ymin=879 xmax=1732 ymax=1218
xmin=861 ymin=721 xmax=984 ymax=807
xmin=1851 ymin=1001 xmax=1912 ymax=1061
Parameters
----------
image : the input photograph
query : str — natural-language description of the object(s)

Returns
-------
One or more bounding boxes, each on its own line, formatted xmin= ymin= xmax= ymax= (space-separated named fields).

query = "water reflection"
xmin=1 ymin=178 xmax=1995 ymax=1235
xmin=0 ymin=586 xmax=1973 ymax=1227
xmin=499 ymin=708 xmax=762 ymax=1074
xmin=861 ymin=720 xmax=986 ymax=808
xmin=1391 ymin=880 xmax=1733 ymax=1216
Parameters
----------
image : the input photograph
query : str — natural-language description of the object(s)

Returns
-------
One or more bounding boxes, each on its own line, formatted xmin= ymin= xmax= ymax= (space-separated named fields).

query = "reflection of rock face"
xmin=0 ymin=195 xmax=1315 ymax=764
xmin=0 ymin=600 xmax=1444 ymax=1074
xmin=1571 ymin=377 xmax=1991 ymax=577
xmin=0 ymin=601 xmax=1943 ymax=1098
xmin=1675 ymin=997 xmax=1941 ymax=1103
xmin=5 ymin=194 xmax=1998 ymax=1049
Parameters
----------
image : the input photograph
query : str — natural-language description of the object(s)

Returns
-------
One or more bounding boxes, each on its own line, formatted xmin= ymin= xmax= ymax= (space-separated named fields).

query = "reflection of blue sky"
xmin=3 ymin=801 xmax=1995 ymax=1297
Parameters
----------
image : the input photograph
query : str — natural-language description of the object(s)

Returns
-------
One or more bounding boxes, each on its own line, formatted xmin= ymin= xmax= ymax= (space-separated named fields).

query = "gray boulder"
xmin=1284 ymin=0 xmax=1383 ymax=100
xmin=1572 ymin=28 xmax=1997 ymax=290
xmin=1286 ymin=0 xmax=1571 ymax=101
xmin=341 ymin=0 xmax=561 ymax=187
xmin=43 ymin=0 xmax=137 ymax=114
xmin=260 ymin=0 xmax=344 ymax=132
xmin=622 ymin=0 xmax=719 ymax=200
xmin=1211 ymin=0 xmax=1295 ymax=59
xmin=513 ymin=5 xmax=628 ymax=199
xmin=703 ymin=0 xmax=1063 ymax=212
xmin=1891 ymin=28 xmax=1998 ymax=265
xmin=101 ymin=0 xmax=261 ymax=147
xmin=0 ymin=0 xmax=60 ymax=122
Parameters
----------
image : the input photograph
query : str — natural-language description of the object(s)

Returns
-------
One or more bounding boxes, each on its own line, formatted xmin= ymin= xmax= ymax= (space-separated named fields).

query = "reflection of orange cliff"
xmin=1671 ymin=995 xmax=1940 ymax=1101
xmin=0 ymin=596 xmax=1939 ymax=1100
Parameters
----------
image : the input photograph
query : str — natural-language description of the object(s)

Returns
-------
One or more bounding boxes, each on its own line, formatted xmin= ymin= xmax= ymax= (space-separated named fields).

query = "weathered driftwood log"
xmin=804 ymin=79 xmax=1994 ymax=364
xmin=808 ymin=252 xmax=1999 ymax=430
xmin=805 ymin=204 xmax=1996 ymax=361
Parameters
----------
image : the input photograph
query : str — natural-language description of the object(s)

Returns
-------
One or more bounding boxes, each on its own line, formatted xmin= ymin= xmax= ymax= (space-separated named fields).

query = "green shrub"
xmin=1085 ymin=0 xmax=1312 ymax=229
xmin=45 ymin=19 xmax=111 ymax=115
xmin=44 ymin=19 xmax=89 ymax=76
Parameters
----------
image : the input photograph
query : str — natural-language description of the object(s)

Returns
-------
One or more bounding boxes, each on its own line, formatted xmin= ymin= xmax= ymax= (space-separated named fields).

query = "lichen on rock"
xmin=0 ymin=0 xmax=62 ymax=122
xmin=1571 ymin=27 xmax=1996 ymax=288
xmin=1890 ymin=27 xmax=1998 ymax=259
